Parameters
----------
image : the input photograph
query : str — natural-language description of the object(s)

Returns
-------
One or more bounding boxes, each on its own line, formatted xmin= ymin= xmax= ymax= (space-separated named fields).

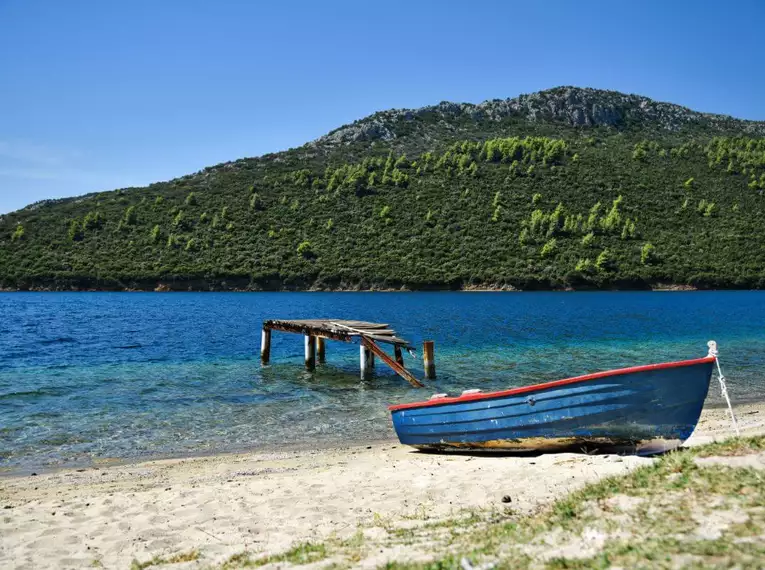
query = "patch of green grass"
xmin=544 ymin=534 xmax=765 ymax=570
xmin=130 ymin=549 xmax=199 ymax=569
xmin=373 ymin=435 xmax=765 ymax=569
xmin=272 ymin=542 xmax=328 ymax=565
xmin=221 ymin=541 xmax=328 ymax=568
xmin=379 ymin=555 xmax=465 ymax=570
xmin=694 ymin=435 xmax=765 ymax=457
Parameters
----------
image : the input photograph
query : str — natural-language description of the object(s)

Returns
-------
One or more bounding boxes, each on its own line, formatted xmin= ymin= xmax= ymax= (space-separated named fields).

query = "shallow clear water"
xmin=1 ymin=291 xmax=764 ymax=470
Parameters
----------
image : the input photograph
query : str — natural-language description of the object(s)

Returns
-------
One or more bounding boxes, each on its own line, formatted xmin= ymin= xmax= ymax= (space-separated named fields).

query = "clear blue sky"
xmin=2 ymin=0 xmax=764 ymax=214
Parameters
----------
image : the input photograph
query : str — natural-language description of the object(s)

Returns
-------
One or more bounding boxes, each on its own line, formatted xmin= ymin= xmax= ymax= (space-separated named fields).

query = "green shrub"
xmin=124 ymin=205 xmax=137 ymax=225
xmin=173 ymin=210 xmax=187 ymax=229
xmin=576 ymin=258 xmax=593 ymax=272
xmin=82 ymin=211 xmax=103 ymax=230
xmin=600 ymin=196 xmax=623 ymax=233
xmin=297 ymin=241 xmax=313 ymax=258
xmin=641 ymin=242 xmax=657 ymax=265
xmin=68 ymin=220 xmax=83 ymax=242
xmin=541 ymin=238 xmax=557 ymax=258
xmin=596 ymin=249 xmax=613 ymax=272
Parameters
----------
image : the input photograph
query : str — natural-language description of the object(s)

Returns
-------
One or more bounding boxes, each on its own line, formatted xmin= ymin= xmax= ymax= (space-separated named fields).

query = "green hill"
xmin=2 ymin=86 xmax=765 ymax=291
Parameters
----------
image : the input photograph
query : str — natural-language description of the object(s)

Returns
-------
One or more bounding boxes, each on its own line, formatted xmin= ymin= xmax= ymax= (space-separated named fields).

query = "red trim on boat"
xmin=388 ymin=356 xmax=716 ymax=412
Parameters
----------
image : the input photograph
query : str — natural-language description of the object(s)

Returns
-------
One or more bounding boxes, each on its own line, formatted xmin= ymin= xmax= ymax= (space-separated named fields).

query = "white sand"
xmin=1 ymin=403 xmax=763 ymax=569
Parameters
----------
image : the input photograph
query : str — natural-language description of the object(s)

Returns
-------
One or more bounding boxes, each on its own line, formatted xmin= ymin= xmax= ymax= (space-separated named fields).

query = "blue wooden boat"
xmin=389 ymin=354 xmax=716 ymax=455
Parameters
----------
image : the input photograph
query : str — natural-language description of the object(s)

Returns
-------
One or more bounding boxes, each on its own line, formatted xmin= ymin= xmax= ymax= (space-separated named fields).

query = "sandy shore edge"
xmin=1 ymin=402 xmax=763 ymax=570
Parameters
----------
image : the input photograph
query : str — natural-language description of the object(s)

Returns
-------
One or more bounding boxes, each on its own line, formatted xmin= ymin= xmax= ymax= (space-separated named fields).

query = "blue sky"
xmin=1 ymin=0 xmax=764 ymax=214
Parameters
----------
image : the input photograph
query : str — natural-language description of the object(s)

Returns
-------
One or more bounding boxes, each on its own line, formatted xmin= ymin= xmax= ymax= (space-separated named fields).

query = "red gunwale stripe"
xmin=388 ymin=356 xmax=716 ymax=412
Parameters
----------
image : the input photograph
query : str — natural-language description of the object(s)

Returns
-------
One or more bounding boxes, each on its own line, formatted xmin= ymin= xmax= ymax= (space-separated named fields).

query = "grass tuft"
xmin=694 ymin=435 xmax=765 ymax=457
xmin=130 ymin=549 xmax=199 ymax=569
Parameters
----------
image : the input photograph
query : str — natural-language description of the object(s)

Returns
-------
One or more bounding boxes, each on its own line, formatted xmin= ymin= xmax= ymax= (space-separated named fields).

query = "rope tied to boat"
xmin=707 ymin=340 xmax=740 ymax=436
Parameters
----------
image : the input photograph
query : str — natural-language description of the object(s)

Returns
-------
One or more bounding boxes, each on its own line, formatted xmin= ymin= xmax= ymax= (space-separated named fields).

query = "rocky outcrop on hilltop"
xmin=313 ymin=87 xmax=765 ymax=148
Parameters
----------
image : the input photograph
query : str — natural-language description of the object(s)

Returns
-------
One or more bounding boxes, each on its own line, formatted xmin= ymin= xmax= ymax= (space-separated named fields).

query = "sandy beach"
xmin=2 ymin=402 xmax=764 ymax=569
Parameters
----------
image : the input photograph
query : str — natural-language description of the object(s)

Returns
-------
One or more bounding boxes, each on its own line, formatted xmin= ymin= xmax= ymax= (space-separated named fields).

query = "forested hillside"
xmin=2 ymin=86 xmax=765 ymax=291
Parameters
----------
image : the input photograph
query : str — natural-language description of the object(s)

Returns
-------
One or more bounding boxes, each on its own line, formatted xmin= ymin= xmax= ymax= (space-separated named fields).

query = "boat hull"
xmin=389 ymin=357 xmax=715 ymax=454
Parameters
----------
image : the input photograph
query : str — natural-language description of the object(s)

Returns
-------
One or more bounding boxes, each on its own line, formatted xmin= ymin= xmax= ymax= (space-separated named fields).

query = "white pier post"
xmin=305 ymin=335 xmax=316 ymax=371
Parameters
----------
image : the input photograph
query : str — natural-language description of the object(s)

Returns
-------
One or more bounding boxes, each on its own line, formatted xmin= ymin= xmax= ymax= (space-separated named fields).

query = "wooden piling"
xmin=394 ymin=345 xmax=404 ymax=367
xmin=363 ymin=337 xmax=424 ymax=388
xmin=317 ymin=337 xmax=326 ymax=363
xmin=261 ymin=328 xmax=271 ymax=364
xmin=423 ymin=340 xmax=436 ymax=379
xmin=360 ymin=345 xmax=373 ymax=380
xmin=305 ymin=335 xmax=316 ymax=371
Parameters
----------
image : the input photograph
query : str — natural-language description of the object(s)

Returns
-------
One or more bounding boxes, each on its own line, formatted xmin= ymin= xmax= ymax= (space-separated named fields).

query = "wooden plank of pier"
xmin=263 ymin=319 xmax=413 ymax=348
xmin=261 ymin=318 xmax=423 ymax=386
xmin=362 ymin=337 xmax=424 ymax=388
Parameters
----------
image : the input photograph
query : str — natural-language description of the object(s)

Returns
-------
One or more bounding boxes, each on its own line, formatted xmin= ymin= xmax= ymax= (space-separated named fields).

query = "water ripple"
xmin=1 ymin=291 xmax=764 ymax=470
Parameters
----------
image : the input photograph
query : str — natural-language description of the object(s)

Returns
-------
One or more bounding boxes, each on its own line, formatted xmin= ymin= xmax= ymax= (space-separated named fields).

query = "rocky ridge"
xmin=313 ymin=86 xmax=765 ymax=148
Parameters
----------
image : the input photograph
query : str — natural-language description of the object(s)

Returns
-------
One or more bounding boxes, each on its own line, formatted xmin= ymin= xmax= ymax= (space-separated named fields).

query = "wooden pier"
xmin=260 ymin=319 xmax=427 ymax=387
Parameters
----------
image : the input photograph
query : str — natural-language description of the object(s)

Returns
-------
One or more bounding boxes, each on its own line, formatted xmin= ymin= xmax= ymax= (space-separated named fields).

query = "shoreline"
xmin=0 ymin=433 xmax=398 ymax=480
xmin=1 ymin=398 xmax=760 ymax=479
xmin=2 ymin=398 xmax=760 ymax=479
xmin=0 ymin=282 xmax=724 ymax=294
xmin=6 ymin=286 xmax=751 ymax=294
xmin=2 ymin=402 xmax=763 ymax=569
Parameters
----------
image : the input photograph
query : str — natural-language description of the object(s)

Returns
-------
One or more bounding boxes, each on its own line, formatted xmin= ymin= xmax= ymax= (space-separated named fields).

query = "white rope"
xmin=707 ymin=340 xmax=740 ymax=436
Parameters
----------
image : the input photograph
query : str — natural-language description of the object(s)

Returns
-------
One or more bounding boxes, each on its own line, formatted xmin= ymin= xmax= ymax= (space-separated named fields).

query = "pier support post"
xmin=394 ymin=345 xmax=404 ymax=367
xmin=360 ymin=345 xmax=373 ymax=380
xmin=423 ymin=340 xmax=436 ymax=379
xmin=317 ymin=337 xmax=326 ymax=364
xmin=305 ymin=335 xmax=316 ymax=371
xmin=261 ymin=328 xmax=271 ymax=364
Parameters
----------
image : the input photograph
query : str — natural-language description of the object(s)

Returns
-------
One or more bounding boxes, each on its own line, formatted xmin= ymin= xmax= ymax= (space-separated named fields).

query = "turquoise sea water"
xmin=1 ymin=291 xmax=764 ymax=471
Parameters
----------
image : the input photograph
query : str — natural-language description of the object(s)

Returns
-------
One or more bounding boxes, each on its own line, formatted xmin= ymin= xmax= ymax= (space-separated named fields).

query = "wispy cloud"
xmin=0 ymin=140 xmax=83 ymax=167
xmin=0 ymin=166 xmax=119 ymax=185
xmin=0 ymin=141 xmax=145 ymax=214
xmin=0 ymin=140 xmax=141 ymax=189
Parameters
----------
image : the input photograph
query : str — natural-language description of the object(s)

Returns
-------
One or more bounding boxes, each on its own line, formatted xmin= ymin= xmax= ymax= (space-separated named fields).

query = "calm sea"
xmin=1 ymin=291 xmax=764 ymax=471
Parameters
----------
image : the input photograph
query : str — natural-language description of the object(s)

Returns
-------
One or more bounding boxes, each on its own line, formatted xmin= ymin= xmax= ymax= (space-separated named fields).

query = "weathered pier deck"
xmin=260 ymin=319 xmax=430 ymax=387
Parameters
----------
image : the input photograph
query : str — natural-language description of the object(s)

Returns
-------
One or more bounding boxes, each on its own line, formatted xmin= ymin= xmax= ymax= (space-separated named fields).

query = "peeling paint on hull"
xmin=413 ymin=437 xmax=684 ymax=456
xmin=390 ymin=357 xmax=714 ymax=456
